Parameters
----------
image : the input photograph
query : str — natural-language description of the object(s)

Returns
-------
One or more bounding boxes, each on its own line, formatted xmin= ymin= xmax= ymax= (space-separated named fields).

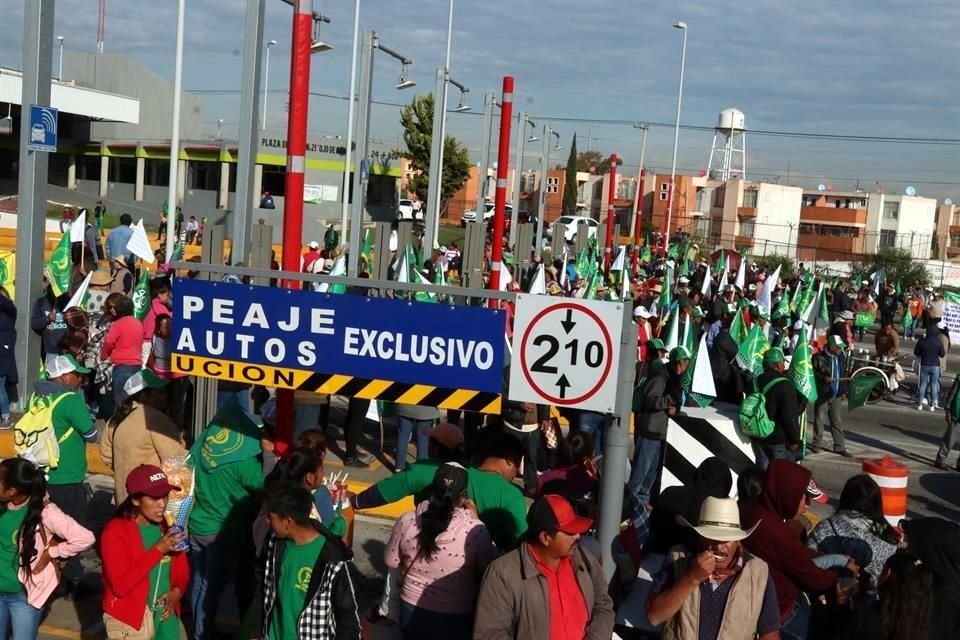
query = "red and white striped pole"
xmin=604 ymin=154 xmax=618 ymax=270
xmin=276 ymin=0 xmax=313 ymax=452
xmin=632 ymin=167 xmax=646 ymax=273
xmin=488 ymin=76 xmax=514 ymax=305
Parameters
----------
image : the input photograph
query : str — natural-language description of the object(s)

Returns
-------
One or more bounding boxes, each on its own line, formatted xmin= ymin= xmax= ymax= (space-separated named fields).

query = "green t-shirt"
xmin=268 ymin=534 xmax=327 ymax=640
xmin=189 ymin=456 xmax=264 ymax=536
xmin=48 ymin=391 xmax=96 ymax=485
xmin=374 ymin=460 xmax=528 ymax=549
xmin=138 ymin=524 xmax=179 ymax=640
xmin=0 ymin=506 xmax=27 ymax=593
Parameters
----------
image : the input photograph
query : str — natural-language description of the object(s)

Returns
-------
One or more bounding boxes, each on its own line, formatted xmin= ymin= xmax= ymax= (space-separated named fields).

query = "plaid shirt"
xmin=258 ymin=525 xmax=361 ymax=640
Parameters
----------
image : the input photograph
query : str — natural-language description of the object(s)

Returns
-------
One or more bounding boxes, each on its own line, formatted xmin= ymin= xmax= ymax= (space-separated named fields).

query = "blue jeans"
xmin=0 ymin=376 xmax=8 ymax=417
xmin=395 ymin=416 xmax=431 ymax=470
xmin=577 ymin=411 xmax=606 ymax=453
xmin=0 ymin=592 xmax=43 ymax=640
xmin=216 ymin=389 xmax=252 ymax=417
xmin=918 ymin=365 xmax=941 ymax=406
xmin=189 ymin=532 xmax=255 ymax=640
xmin=399 ymin=601 xmax=473 ymax=640
xmin=112 ymin=364 xmax=140 ymax=403
xmin=781 ymin=596 xmax=812 ymax=640
xmin=628 ymin=436 xmax=662 ymax=523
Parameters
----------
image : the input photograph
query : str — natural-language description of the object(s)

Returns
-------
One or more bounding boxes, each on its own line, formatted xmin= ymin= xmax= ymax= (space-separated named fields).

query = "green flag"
xmin=773 ymin=292 xmax=791 ymax=320
xmin=817 ymin=286 xmax=831 ymax=327
xmin=360 ymin=228 xmax=373 ymax=269
xmin=789 ymin=281 xmax=803 ymax=313
xmin=575 ymin=249 xmax=590 ymax=278
xmin=170 ymin=241 xmax=184 ymax=263
xmin=132 ymin=269 xmax=151 ymax=320
xmin=730 ymin=308 xmax=749 ymax=344
xmin=715 ymin=249 xmax=726 ymax=274
xmin=584 ymin=271 xmax=599 ymax=300
xmin=641 ymin=244 xmax=652 ymax=264
xmin=413 ymin=269 xmax=437 ymax=303
xmin=847 ymin=374 xmax=883 ymax=411
xmin=189 ymin=396 xmax=262 ymax=472
xmin=326 ymin=255 xmax=347 ymax=294
xmin=45 ymin=233 xmax=72 ymax=298
xmin=735 ymin=323 xmax=770 ymax=378
xmin=787 ymin=325 xmax=818 ymax=404
xmin=902 ymin=307 xmax=914 ymax=332
xmin=854 ymin=311 xmax=874 ymax=328
xmin=659 ymin=269 xmax=672 ymax=309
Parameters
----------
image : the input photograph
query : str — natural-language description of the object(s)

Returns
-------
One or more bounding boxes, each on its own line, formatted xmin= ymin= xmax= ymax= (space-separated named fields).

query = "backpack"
xmin=14 ymin=392 xmax=75 ymax=469
xmin=737 ymin=378 xmax=788 ymax=439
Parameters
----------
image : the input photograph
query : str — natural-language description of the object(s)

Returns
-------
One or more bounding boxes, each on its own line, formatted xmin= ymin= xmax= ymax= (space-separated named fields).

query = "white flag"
xmin=527 ymin=264 xmax=546 ymax=295
xmin=718 ymin=267 xmax=729 ymax=292
xmin=70 ymin=210 xmax=86 ymax=243
xmin=621 ymin=265 xmax=631 ymax=300
xmin=664 ymin=306 xmax=680 ymax=351
xmin=317 ymin=255 xmax=346 ymax=293
xmin=611 ymin=246 xmax=626 ymax=272
xmin=701 ymin=273 xmax=712 ymax=298
xmin=691 ymin=333 xmax=717 ymax=398
xmin=126 ymin=219 xmax=155 ymax=263
xmin=757 ymin=265 xmax=781 ymax=311
xmin=499 ymin=265 xmax=513 ymax=291
xmin=560 ymin=248 xmax=569 ymax=288
xmin=735 ymin=257 xmax=746 ymax=291
xmin=396 ymin=246 xmax=409 ymax=283
xmin=65 ymin=271 xmax=92 ymax=310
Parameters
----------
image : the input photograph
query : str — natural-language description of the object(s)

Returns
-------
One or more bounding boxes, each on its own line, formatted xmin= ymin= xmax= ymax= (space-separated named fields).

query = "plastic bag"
xmin=161 ymin=455 xmax=194 ymax=551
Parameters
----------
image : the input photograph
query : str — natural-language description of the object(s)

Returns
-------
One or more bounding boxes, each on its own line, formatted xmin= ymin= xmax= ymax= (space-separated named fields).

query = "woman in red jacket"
xmin=100 ymin=464 xmax=189 ymax=640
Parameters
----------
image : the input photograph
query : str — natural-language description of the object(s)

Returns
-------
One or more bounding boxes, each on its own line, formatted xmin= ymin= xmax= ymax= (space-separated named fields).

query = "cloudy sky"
xmin=4 ymin=0 xmax=960 ymax=198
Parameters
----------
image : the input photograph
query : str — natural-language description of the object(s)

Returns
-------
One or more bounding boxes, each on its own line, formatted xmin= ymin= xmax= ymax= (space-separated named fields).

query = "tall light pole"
xmin=339 ymin=0 xmax=360 ymax=248
xmin=163 ymin=0 xmax=186 ymax=260
xmin=629 ymin=123 xmax=648 ymax=239
xmin=663 ymin=20 xmax=687 ymax=258
xmin=57 ymin=36 xmax=64 ymax=81
xmin=347 ymin=32 xmax=415 ymax=276
xmin=422 ymin=0 xmax=456 ymax=252
xmin=534 ymin=126 xmax=561 ymax=256
xmin=475 ymin=91 xmax=496 ymax=219
xmin=509 ymin=111 xmax=536 ymax=248
xmin=261 ymin=39 xmax=277 ymax=130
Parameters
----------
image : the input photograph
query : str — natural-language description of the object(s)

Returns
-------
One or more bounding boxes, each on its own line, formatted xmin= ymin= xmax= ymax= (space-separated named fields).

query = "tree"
xmin=576 ymin=150 xmax=610 ymax=175
xmin=562 ymin=134 xmax=578 ymax=215
xmin=754 ymin=254 xmax=795 ymax=279
xmin=851 ymin=247 xmax=929 ymax=288
xmin=395 ymin=94 xmax=471 ymax=206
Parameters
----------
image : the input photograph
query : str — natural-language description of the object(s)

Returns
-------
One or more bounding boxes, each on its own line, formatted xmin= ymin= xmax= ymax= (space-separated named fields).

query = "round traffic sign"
xmin=518 ymin=302 xmax=614 ymax=405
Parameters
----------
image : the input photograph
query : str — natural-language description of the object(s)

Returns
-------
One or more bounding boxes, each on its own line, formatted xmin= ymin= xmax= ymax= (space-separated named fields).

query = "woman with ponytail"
xmin=0 ymin=458 xmax=94 ymax=638
xmin=385 ymin=462 xmax=497 ymax=640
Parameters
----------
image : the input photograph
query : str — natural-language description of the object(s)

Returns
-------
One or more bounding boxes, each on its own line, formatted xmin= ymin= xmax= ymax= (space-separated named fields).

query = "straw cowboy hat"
xmin=678 ymin=496 xmax=759 ymax=542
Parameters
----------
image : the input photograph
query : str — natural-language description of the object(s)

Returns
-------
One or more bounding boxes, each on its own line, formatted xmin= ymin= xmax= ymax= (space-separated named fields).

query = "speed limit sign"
xmin=508 ymin=294 xmax=624 ymax=412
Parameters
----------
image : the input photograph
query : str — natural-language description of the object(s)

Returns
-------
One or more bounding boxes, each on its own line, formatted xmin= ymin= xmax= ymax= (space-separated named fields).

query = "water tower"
xmin=707 ymin=108 xmax=747 ymax=181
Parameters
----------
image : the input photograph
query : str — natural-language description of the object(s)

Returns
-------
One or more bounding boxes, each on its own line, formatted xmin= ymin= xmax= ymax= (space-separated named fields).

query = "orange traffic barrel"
xmin=863 ymin=456 xmax=909 ymax=527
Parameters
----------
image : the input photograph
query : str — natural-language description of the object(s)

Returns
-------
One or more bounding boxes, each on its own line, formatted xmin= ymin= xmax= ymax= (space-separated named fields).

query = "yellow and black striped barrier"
xmin=173 ymin=354 xmax=502 ymax=414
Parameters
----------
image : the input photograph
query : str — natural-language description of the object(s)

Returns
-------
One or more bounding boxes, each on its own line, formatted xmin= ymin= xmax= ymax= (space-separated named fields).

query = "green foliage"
xmin=754 ymin=254 xmax=795 ymax=279
xmin=852 ymin=248 xmax=929 ymax=288
xmin=577 ymin=150 xmax=613 ymax=175
xmin=395 ymin=94 xmax=472 ymax=204
xmin=562 ymin=134 xmax=578 ymax=215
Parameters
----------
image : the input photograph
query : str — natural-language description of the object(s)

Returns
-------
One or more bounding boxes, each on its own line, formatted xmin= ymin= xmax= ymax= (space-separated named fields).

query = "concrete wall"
xmin=63 ymin=53 xmax=203 ymax=141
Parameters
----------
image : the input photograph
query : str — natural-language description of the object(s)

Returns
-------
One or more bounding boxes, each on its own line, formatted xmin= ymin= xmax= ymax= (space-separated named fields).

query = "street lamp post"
xmin=57 ymin=36 xmax=64 ymax=81
xmin=534 ymin=126 xmax=561 ymax=256
xmin=664 ymin=20 xmax=687 ymax=258
xmin=339 ymin=0 xmax=360 ymax=249
xmin=163 ymin=0 xmax=186 ymax=260
xmin=347 ymin=31 xmax=415 ymax=276
xmin=261 ymin=39 xmax=277 ymax=130
xmin=509 ymin=112 xmax=536 ymax=248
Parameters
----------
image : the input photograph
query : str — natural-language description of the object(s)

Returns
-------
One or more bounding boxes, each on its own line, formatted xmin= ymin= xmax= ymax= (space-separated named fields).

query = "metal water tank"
xmin=717 ymin=108 xmax=745 ymax=131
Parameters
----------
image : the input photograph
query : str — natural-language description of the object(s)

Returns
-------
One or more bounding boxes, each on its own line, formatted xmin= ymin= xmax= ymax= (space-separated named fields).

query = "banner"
xmin=848 ymin=374 xmax=883 ymax=410
xmin=173 ymin=278 xmax=506 ymax=393
xmin=854 ymin=311 xmax=875 ymax=328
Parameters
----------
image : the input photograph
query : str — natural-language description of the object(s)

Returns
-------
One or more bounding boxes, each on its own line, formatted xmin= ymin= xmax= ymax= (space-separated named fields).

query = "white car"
xmin=552 ymin=215 xmax=599 ymax=242
xmin=398 ymin=199 xmax=422 ymax=220
xmin=462 ymin=202 xmax=512 ymax=226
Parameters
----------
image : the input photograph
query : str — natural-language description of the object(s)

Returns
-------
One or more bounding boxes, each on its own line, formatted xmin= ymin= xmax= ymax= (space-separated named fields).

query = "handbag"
xmin=103 ymin=607 xmax=154 ymax=640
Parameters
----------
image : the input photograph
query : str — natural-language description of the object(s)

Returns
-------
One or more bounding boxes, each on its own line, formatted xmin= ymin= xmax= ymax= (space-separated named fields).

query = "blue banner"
xmin=172 ymin=278 xmax=506 ymax=393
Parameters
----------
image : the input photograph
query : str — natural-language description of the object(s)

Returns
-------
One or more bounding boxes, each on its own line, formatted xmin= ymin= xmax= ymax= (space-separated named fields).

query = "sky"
xmin=3 ymin=0 xmax=960 ymax=199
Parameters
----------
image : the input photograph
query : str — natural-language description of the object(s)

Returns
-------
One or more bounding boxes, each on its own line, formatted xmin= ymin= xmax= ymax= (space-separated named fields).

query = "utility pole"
xmin=15 ymin=0 xmax=56 ymax=406
xmin=475 ymin=92 xmax=495 ymax=219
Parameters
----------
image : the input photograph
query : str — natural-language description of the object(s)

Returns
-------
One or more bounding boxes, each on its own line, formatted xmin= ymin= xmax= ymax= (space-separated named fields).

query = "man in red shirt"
xmin=301 ymin=240 xmax=322 ymax=272
xmin=474 ymin=494 xmax=614 ymax=640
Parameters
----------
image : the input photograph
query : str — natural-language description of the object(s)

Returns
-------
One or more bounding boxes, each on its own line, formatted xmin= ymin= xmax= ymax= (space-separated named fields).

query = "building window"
xmin=659 ymin=192 xmax=668 ymax=201
xmin=879 ymin=229 xmax=897 ymax=247
xmin=713 ymin=187 xmax=726 ymax=208
xmin=950 ymin=233 xmax=960 ymax=247
xmin=739 ymin=220 xmax=755 ymax=237
xmin=546 ymin=176 xmax=559 ymax=194
xmin=693 ymin=217 xmax=711 ymax=238
xmin=661 ymin=182 xmax=669 ymax=192
xmin=742 ymin=190 xmax=758 ymax=208
xmin=882 ymin=201 xmax=899 ymax=219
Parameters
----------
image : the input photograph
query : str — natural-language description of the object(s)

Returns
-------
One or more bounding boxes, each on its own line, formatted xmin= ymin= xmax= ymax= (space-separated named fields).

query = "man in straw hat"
xmin=647 ymin=497 xmax=780 ymax=640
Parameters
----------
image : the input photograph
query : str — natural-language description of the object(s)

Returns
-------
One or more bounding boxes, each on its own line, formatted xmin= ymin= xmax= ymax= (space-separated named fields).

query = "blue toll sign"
xmin=27 ymin=104 xmax=58 ymax=152
xmin=172 ymin=278 xmax=506 ymax=393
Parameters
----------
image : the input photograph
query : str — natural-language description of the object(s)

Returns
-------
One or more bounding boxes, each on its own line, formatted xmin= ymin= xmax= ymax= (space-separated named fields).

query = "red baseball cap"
xmin=527 ymin=494 xmax=593 ymax=536
xmin=125 ymin=465 xmax=180 ymax=498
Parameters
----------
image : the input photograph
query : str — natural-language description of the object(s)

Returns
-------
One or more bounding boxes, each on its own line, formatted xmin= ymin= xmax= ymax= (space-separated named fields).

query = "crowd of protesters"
xmin=0 ymin=216 xmax=955 ymax=640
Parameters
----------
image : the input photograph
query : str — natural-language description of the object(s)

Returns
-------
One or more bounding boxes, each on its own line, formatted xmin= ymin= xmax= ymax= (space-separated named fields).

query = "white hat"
xmin=839 ymin=310 xmax=855 ymax=321
xmin=678 ymin=276 xmax=690 ymax=284
xmin=678 ymin=496 xmax=759 ymax=542
xmin=633 ymin=306 xmax=654 ymax=319
xmin=308 ymin=241 xmax=320 ymax=249
xmin=45 ymin=354 xmax=91 ymax=378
